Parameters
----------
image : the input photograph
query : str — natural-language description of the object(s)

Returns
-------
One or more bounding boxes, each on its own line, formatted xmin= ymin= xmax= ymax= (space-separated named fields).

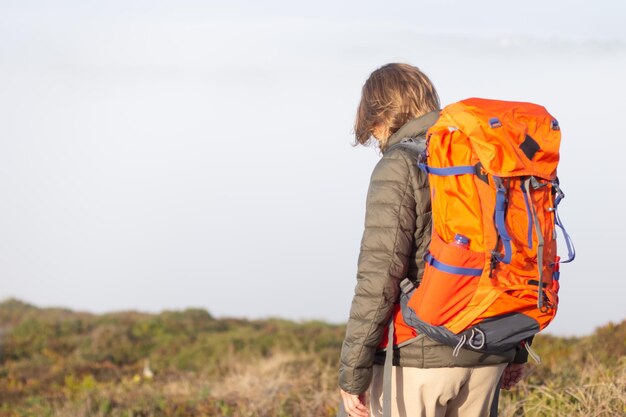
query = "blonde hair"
xmin=354 ymin=63 xmax=440 ymax=150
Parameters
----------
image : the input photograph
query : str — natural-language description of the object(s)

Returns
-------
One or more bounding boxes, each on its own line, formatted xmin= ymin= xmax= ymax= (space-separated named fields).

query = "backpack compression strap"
xmin=523 ymin=177 xmax=546 ymax=310
xmin=493 ymin=177 xmax=513 ymax=264
xmin=418 ymin=164 xmax=475 ymax=176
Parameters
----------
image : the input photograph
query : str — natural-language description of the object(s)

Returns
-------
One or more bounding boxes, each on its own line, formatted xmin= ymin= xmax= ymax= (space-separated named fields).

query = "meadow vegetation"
xmin=0 ymin=299 xmax=623 ymax=417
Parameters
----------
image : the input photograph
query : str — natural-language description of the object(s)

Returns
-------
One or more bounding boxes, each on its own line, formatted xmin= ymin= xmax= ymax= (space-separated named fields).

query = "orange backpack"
xmin=399 ymin=98 xmax=575 ymax=355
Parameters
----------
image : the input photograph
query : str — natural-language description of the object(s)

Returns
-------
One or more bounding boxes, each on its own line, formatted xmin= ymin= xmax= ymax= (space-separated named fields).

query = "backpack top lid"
xmin=441 ymin=97 xmax=561 ymax=180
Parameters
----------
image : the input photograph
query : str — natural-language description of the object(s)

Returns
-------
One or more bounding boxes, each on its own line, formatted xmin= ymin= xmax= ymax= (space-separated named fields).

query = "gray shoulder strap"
xmin=382 ymin=319 xmax=394 ymax=417
xmin=387 ymin=136 xmax=427 ymax=154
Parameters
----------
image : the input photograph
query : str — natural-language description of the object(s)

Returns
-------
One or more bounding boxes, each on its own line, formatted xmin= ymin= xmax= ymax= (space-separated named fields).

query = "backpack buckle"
xmin=489 ymin=252 xmax=500 ymax=277
xmin=552 ymin=181 xmax=565 ymax=201
xmin=530 ymin=176 xmax=547 ymax=190
xmin=400 ymin=278 xmax=416 ymax=295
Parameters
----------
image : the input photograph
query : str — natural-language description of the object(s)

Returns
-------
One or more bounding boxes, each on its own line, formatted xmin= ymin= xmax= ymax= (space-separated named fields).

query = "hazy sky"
xmin=1 ymin=1 xmax=625 ymax=336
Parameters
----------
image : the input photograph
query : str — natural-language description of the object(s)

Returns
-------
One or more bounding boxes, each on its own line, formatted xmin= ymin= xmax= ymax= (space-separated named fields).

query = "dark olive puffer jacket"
xmin=338 ymin=111 xmax=522 ymax=395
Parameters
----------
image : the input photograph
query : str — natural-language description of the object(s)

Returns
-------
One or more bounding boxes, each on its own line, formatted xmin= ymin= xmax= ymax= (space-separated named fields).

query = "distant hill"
xmin=0 ymin=298 xmax=624 ymax=417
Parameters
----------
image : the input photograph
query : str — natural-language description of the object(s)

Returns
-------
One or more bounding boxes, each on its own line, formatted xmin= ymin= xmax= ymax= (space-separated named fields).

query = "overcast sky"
xmin=1 ymin=0 xmax=625 ymax=336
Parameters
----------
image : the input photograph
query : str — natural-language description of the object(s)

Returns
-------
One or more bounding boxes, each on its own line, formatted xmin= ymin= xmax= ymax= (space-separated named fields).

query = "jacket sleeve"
xmin=338 ymin=151 xmax=418 ymax=394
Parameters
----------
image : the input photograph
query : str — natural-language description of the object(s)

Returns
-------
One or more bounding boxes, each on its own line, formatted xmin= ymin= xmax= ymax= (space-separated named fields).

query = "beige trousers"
xmin=370 ymin=364 xmax=506 ymax=417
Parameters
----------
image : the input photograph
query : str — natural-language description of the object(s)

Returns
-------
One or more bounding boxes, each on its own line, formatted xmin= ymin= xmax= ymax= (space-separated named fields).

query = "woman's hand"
xmin=500 ymin=363 xmax=526 ymax=390
xmin=340 ymin=388 xmax=369 ymax=417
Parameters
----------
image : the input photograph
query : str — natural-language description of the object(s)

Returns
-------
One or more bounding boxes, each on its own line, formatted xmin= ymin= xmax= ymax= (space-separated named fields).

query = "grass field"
xmin=0 ymin=299 xmax=624 ymax=417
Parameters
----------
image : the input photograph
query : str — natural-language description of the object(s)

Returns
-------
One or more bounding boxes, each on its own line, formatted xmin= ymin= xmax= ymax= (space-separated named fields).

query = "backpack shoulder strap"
xmin=386 ymin=136 xmax=427 ymax=155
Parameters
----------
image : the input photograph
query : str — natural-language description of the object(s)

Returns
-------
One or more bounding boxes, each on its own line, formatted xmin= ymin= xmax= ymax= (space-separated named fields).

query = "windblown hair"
xmin=355 ymin=63 xmax=440 ymax=150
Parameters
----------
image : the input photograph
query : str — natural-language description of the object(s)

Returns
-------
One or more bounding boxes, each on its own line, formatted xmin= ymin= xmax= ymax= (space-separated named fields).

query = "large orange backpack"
xmin=399 ymin=98 xmax=575 ymax=355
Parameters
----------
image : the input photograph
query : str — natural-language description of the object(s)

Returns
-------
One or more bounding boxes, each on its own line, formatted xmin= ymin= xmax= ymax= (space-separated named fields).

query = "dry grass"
xmin=0 ymin=299 xmax=624 ymax=417
xmin=208 ymin=352 xmax=337 ymax=417
xmin=2 ymin=352 xmax=339 ymax=417
xmin=499 ymin=357 xmax=626 ymax=417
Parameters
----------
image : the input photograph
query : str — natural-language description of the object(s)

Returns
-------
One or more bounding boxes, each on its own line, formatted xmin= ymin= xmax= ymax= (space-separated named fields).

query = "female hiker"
xmin=337 ymin=63 xmax=527 ymax=417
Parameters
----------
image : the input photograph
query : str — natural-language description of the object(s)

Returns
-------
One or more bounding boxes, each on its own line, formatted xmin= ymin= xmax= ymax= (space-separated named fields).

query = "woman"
xmin=338 ymin=63 xmax=527 ymax=417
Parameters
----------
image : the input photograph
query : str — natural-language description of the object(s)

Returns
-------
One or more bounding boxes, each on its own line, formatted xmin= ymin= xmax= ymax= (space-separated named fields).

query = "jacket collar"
xmin=383 ymin=110 xmax=440 ymax=154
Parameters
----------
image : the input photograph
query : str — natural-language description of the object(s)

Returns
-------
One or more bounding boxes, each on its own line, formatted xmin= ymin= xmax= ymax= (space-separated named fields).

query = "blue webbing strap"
xmin=520 ymin=181 xmax=533 ymax=249
xmin=418 ymin=163 xmax=475 ymax=176
xmin=551 ymin=182 xmax=576 ymax=264
xmin=425 ymin=253 xmax=483 ymax=276
xmin=554 ymin=208 xmax=576 ymax=263
xmin=493 ymin=177 xmax=512 ymax=264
